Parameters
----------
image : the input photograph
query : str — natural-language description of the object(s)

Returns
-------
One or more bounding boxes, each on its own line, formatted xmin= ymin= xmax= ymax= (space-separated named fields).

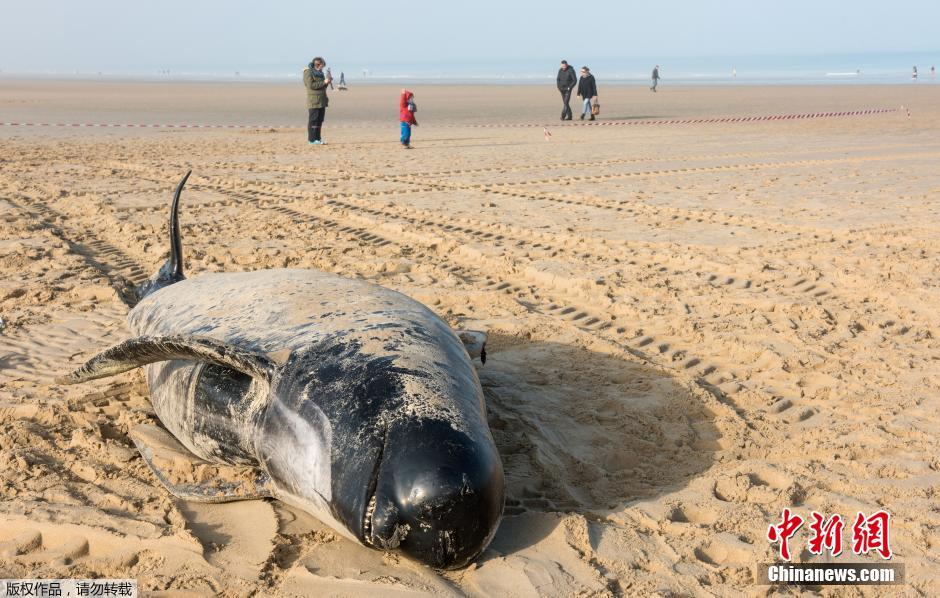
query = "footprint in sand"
xmin=694 ymin=532 xmax=758 ymax=569
xmin=713 ymin=465 xmax=804 ymax=505
xmin=0 ymin=525 xmax=139 ymax=570
xmin=665 ymin=502 xmax=719 ymax=526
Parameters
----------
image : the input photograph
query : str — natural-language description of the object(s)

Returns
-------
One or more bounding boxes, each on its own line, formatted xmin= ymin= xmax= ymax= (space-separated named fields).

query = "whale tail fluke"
xmin=134 ymin=170 xmax=191 ymax=302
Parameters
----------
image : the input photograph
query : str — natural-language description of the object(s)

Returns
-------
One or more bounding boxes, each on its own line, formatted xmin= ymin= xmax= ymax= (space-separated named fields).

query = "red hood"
xmin=400 ymin=90 xmax=413 ymax=109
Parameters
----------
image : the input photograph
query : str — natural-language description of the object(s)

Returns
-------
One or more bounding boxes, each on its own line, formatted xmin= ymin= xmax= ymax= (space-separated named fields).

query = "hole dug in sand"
xmin=479 ymin=337 xmax=721 ymax=554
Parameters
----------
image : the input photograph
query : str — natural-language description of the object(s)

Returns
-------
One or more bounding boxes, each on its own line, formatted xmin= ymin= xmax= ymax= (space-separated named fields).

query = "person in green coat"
xmin=304 ymin=57 xmax=332 ymax=144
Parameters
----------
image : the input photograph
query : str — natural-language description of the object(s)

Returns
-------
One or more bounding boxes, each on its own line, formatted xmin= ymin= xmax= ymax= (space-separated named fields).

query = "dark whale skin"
xmin=130 ymin=268 xmax=505 ymax=569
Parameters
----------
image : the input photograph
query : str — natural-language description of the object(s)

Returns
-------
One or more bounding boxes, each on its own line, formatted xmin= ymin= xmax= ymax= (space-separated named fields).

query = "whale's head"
xmin=263 ymin=327 xmax=504 ymax=569
xmin=365 ymin=417 xmax=504 ymax=569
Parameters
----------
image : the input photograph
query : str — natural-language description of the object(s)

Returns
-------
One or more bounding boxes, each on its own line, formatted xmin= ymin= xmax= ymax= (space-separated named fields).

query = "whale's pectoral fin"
xmin=56 ymin=335 xmax=276 ymax=386
xmin=130 ymin=424 xmax=273 ymax=503
xmin=455 ymin=330 xmax=487 ymax=365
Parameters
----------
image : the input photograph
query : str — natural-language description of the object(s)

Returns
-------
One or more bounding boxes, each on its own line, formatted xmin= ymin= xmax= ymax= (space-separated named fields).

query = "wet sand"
xmin=1 ymin=80 xmax=939 ymax=596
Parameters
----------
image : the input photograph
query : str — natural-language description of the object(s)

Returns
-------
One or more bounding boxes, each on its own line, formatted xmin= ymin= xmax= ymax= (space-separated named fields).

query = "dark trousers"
xmin=560 ymin=89 xmax=573 ymax=119
xmin=307 ymin=108 xmax=325 ymax=141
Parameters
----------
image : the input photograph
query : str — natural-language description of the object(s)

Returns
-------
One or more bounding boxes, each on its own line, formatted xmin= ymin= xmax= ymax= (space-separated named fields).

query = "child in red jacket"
xmin=400 ymin=89 xmax=418 ymax=148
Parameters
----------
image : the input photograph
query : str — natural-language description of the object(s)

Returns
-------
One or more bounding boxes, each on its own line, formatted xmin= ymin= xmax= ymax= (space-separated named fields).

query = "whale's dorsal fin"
xmin=57 ymin=335 xmax=276 ymax=386
xmin=134 ymin=171 xmax=191 ymax=303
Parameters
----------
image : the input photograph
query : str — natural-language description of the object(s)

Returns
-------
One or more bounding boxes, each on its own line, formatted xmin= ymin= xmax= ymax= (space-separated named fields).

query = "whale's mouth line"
xmin=362 ymin=426 xmax=388 ymax=546
xmin=363 ymin=494 xmax=378 ymax=544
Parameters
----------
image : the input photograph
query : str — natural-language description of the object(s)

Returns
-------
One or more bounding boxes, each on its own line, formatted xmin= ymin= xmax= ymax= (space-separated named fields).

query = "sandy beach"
xmin=1 ymin=79 xmax=939 ymax=596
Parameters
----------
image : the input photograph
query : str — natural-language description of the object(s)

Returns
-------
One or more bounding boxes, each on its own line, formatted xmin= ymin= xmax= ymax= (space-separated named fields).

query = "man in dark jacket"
xmin=304 ymin=56 xmax=332 ymax=144
xmin=576 ymin=66 xmax=598 ymax=121
xmin=556 ymin=60 xmax=577 ymax=120
xmin=651 ymin=65 xmax=660 ymax=92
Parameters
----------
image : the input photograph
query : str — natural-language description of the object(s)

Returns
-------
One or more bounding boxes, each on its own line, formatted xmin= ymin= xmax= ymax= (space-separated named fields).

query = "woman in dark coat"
xmin=304 ymin=57 xmax=332 ymax=144
xmin=576 ymin=66 xmax=598 ymax=121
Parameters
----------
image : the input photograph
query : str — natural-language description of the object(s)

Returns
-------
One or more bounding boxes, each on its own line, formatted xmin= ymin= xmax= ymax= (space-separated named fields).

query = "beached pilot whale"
xmin=59 ymin=172 xmax=504 ymax=569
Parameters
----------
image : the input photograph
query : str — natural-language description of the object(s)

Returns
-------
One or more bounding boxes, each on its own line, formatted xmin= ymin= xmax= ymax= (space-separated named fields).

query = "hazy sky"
xmin=1 ymin=0 xmax=937 ymax=72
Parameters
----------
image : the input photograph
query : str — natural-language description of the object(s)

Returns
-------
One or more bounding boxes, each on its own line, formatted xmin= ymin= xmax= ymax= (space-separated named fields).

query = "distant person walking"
xmin=399 ymin=89 xmax=418 ymax=149
xmin=651 ymin=65 xmax=661 ymax=92
xmin=304 ymin=57 xmax=332 ymax=144
xmin=577 ymin=66 xmax=598 ymax=121
xmin=338 ymin=71 xmax=347 ymax=90
xmin=557 ymin=60 xmax=577 ymax=120
xmin=912 ymin=66 xmax=918 ymax=81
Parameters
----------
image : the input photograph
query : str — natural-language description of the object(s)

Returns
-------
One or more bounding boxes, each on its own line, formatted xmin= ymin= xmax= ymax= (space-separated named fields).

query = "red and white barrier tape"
xmin=463 ymin=107 xmax=902 ymax=128
xmin=0 ymin=122 xmax=281 ymax=129
xmin=0 ymin=107 xmax=905 ymax=131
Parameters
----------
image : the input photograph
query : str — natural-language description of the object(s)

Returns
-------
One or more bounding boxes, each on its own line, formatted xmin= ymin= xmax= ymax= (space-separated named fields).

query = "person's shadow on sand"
xmin=478 ymin=335 xmax=721 ymax=557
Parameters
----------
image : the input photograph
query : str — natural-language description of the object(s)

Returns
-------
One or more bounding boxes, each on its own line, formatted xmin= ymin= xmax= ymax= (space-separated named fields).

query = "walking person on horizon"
xmin=577 ymin=66 xmax=598 ymax=121
xmin=651 ymin=65 xmax=661 ymax=92
xmin=557 ymin=60 xmax=577 ymax=120
xmin=304 ymin=56 xmax=332 ymax=144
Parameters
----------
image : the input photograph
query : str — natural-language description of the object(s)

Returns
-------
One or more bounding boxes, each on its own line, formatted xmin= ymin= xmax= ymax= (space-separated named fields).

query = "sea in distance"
xmin=3 ymin=51 xmax=938 ymax=85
